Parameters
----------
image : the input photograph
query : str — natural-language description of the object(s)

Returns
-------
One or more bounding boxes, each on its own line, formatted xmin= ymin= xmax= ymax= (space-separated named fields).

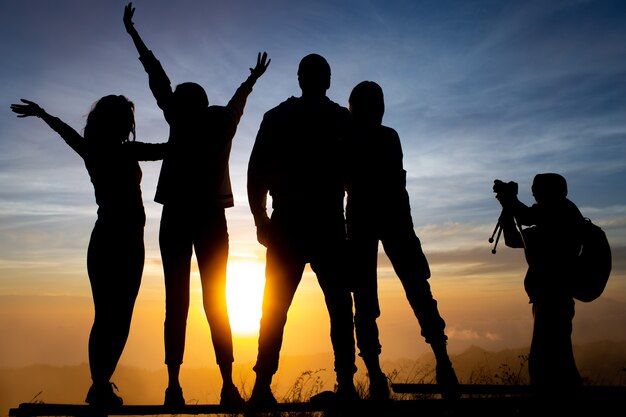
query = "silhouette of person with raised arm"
xmin=246 ymin=53 xmax=357 ymax=408
xmin=10 ymin=96 xmax=166 ymax=407
xmin=344 ymin=81 xmax=460 ymax=400
xmin=123 ymin=2 xmax=270 ymax=407
xmin=494 ymin=174 xmax=583 ymax=396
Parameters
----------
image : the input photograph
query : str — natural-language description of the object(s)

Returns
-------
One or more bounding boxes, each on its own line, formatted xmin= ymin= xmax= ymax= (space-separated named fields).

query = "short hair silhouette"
xmin=84 ymin=95 xmax=136 ymax=143
xmin=297 ymin=54 xmax=331 ymax=92
xmin=173 ymin=81 xmax=209 ymax=110
xmin=348 ymin=80 xmax=385 ymax=126
xmin=531 ymin=173 xmax=568 ymax=204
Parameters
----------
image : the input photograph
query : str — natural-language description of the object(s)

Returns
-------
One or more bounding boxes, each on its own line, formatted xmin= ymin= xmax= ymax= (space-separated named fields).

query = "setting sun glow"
xmin=226 ymin=261 xmax=266 ymax=336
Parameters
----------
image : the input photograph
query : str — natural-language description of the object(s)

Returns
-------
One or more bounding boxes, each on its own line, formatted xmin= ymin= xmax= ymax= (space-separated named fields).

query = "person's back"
xmin=253 ymin=95 xmax=348 ymax=224
xmin=344 ymin=123 xmax=411 ymax=225
xmin=154 ymin=86 xmax=243 ymax=207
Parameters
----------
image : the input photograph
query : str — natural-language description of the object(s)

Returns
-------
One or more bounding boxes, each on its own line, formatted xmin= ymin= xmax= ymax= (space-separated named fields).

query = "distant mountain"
xmin=2 ymin=340 xmax=625 ymax=417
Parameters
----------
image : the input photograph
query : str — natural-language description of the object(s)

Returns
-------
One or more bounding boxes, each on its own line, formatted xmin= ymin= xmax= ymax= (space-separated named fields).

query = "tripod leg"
xmin=491 ymin=224 xmax=502 ymax=254
xmin=488 ymin=220 xmax=501 ymax=243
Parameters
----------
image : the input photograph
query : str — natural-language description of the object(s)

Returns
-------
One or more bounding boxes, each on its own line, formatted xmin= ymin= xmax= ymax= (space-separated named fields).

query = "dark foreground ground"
xmin=8 ymin=384 xmax=626 ymax=417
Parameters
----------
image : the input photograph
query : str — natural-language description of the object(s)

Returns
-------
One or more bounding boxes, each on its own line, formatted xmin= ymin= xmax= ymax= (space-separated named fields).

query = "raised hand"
xmin=10 ymin=99 xmax=45 ymax=118
xmin=249 ymin=52 xmax=271 ymax=81
xmin=123 ymin=2 xmax=136 ymax=33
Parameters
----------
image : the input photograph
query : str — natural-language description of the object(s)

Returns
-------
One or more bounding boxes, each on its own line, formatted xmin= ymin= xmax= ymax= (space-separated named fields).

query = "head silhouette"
xmin=532 ymin=173 xmax=568 ymax=205
xmin=173 ymin=82 xmax=209 ymax=113
xmin=84 ymin=95 xmax=136 ymax=144
xmin=349 ymin=81 xmax=385 ymax=126
xmin=297 ymin=54 xmax=331 ymax=96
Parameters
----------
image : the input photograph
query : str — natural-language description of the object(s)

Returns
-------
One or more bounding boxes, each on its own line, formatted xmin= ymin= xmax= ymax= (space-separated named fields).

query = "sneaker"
xmin=436 ymin=363 xmax=460 ymax=400
xmin=369 ymin=372 xmax=390 ymax=401
xmin=246 ymin=385 xmax=277 ymax=410
xmin=85 ymin=382 xmax=123 ymax=408
xmin=220 ymin=384 xmax=245 ymax=408
xmin=164 ymin=386 xmax=185 ymax=407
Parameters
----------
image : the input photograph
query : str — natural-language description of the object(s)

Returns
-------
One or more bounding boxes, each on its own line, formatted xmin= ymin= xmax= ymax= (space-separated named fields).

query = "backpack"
xmin=570 ymin=218 xmax=612 ymax=302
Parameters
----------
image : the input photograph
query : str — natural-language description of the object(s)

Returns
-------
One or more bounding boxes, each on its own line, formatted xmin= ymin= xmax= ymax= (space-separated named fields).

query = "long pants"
xmin=253 ymin=211 xmax=357 ymax=381
xmin=87 ymin=216 xmax=144 ymax=384
xmin=529 ymin=298 xmax=582 ymax=390
xmin=349 ymin=219 xmax=447 ymax=360
xmin=160 ymin=204 xmax=234 ymax=367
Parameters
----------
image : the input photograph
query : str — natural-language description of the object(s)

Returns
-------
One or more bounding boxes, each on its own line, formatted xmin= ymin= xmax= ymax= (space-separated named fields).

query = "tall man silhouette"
xmin=247 ymin=54 xmax=357 ymax=407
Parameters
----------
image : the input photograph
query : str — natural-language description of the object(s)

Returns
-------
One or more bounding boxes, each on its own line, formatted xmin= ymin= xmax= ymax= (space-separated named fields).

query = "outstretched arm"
xmin=225 ymin=52 xmax=271 ymax=126
xmin=123 ymin=2 xmax=149 ymax=57
xmin=123 ymin=2 xmax=173 ymax=115
xmin=248 ymin=52 xmax=271 ymax=85
xmin=10 ymin=99 xmax=86 ymax=156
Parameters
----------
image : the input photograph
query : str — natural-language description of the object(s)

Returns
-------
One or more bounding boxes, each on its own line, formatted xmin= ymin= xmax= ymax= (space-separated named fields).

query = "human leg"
xmin=159 ymin=206 xmax=193 ymax=405
xmin=348 ymin=230 xmax=389 ymax=400
xmin=529 ymin=299 xmax=582 ymax=395
xmin=85 ymin=220 xmax=144 ymax=406
xmin=194 ymin=209 xmax=244 ymax=406
xmin=248 ymin=242 xmax=304 ymax=407
xmin=313 ymin=242 xmax=358 ymax=401
xmin=382 ymin=228 xmax=459 ymax=397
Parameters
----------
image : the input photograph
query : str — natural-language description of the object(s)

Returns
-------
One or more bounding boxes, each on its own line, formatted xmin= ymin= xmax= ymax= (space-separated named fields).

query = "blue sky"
xmin=1 ymin=0 xmax=625 ymax=368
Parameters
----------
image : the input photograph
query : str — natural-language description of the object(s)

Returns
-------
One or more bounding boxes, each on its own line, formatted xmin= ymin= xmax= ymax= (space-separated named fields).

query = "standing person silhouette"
xmin=10 ymin=96 xmax=166 ymax=407
xmin=246 ymin=53 xmax=357 ymax=408
xmin=494 ymin=174 xmax=584 ymax=397
xmin=123 ymin=2 xmax=270 ymax=407
xmin=344 ymin=81 xmax=459 ymax=400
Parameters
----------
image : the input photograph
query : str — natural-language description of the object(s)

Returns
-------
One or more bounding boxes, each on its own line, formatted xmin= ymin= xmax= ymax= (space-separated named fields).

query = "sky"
xmin=1 ymin=0 xmax=625 ymax=373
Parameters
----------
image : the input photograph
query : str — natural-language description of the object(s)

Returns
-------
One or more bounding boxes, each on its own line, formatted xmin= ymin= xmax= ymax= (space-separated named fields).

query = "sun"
xmin=226 ymin=261 xmax=266 ymax=336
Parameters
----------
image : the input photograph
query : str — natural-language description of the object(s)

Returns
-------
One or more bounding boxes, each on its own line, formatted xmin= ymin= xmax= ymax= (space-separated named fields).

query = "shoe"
xmin=220 ymin=384 xmax=245 ymax=408
xmin=85 ymin=382 xmax=123 ymax=407
xmin=369 ymin=372 xmax=390 ymax=401
xmin=335 ymin=382 xmax=360 ymax=404
xmin=246 ymin=385 xmax=277 ymax=410
xmin=436 ymin=363 xmax=460 ymax=400
xmin=164 ymin=386 xmax=185 ymax=407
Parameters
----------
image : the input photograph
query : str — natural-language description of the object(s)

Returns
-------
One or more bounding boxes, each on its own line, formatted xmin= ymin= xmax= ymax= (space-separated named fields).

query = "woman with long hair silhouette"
xmin=11 ymin=96 xmax=166 ymax=407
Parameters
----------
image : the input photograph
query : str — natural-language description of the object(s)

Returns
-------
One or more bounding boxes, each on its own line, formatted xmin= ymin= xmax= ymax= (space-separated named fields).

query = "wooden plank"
xmin=5 ymin=399 xmax=537 ymax=417
xmin=9 ymin=386 xmax=626 ymax=417
xmin=9 ymin=402 xmax=320 ymax=417
xmin=391 ymin=383 xmax=533 ymax=395
xmin=9 ymin=396 xmax=626 ymax=417
xmin=391 ymin=383 xmax=626 ymax=396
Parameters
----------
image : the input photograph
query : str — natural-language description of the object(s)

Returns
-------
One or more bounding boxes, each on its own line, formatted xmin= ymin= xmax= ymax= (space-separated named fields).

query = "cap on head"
xmin=349 ymin=80 xmax=385 ymax=126
xmin=532 ymin=173 xmax=568 ymax=203
xmin=297 ymin=54 xmax=331 ymax=93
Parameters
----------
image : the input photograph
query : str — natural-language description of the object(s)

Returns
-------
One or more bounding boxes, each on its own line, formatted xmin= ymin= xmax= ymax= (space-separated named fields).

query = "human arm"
xmin=124 ymin=141 xmax=168 ymax=161
xmin=225 ymin=52 xmax=271 ymax=125
xmin=123 ymin=2 xmax=149 ymax=57
xmin=10 ymin=99 xmax=86 ymax=157
xmin=247 ymin=118 xmax=272 ymax=246
xmin=123 ymin=2 xmax=173 ymax=113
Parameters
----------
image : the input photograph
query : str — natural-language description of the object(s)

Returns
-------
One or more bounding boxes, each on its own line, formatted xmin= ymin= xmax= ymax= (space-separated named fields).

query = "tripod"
xmin=489 ymin=212 xmax=526 ymax=254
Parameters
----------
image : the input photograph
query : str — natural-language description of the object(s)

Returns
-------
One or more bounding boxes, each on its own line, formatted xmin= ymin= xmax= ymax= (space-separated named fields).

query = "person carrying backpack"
xmin=493 ymin=173 xmax=583 ymax=396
